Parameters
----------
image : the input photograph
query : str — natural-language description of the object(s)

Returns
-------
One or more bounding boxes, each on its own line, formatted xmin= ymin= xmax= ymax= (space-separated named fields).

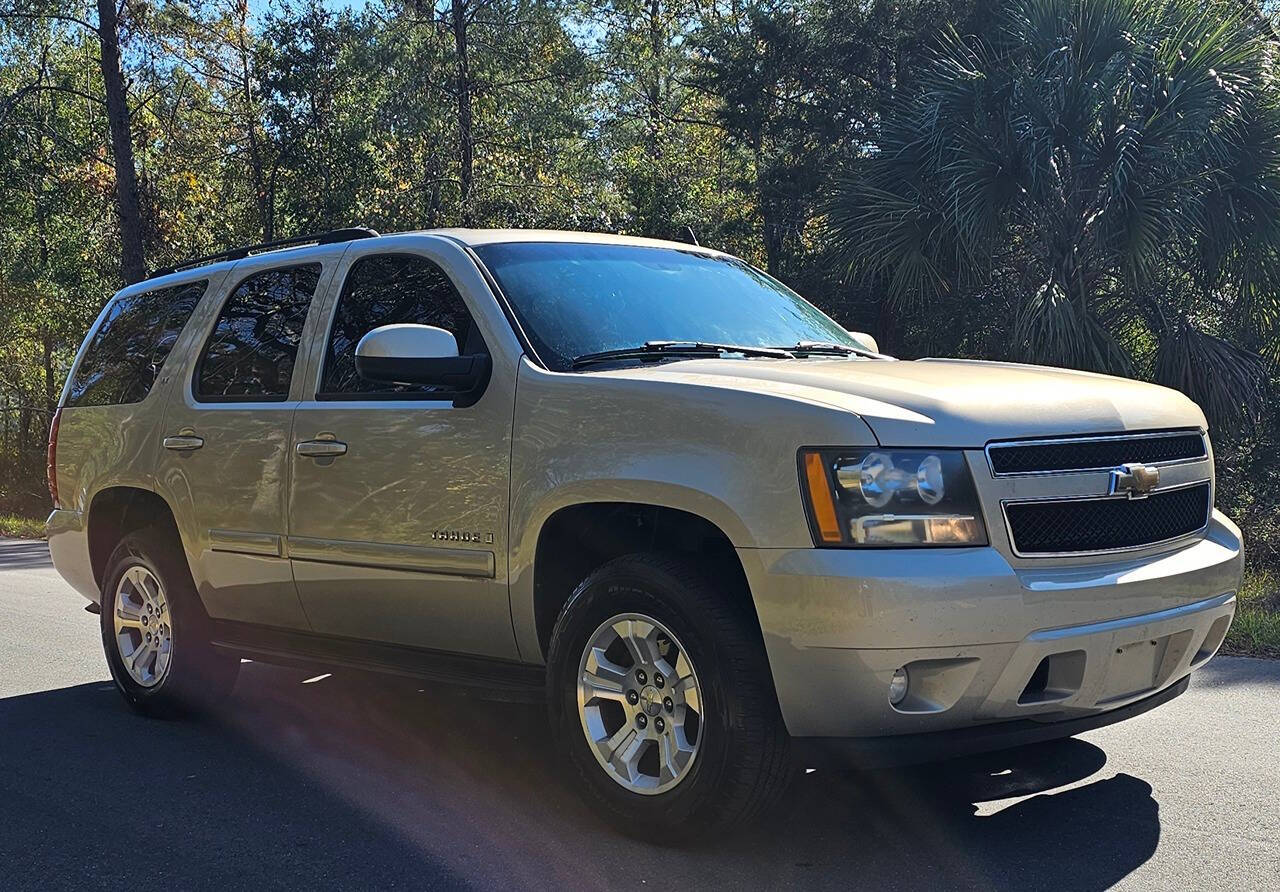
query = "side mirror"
xmin=847 ymin=330 xmax=879 ymax=354
xmin=355 ymin=324 xmax=490 ymax=398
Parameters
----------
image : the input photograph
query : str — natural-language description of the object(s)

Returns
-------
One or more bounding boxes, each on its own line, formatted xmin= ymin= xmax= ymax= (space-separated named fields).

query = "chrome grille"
xmin=988 ymin=431 xmax=1205 ymax=476
xmin=1004 ymin=483 xmax=1211 ymax=556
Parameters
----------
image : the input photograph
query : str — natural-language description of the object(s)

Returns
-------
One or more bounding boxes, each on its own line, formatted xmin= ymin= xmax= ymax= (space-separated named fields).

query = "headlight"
xmin=800 ymin=448 xmax=987 ymax=547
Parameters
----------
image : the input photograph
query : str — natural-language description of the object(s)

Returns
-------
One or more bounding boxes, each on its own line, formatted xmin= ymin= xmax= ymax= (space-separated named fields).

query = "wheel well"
xmin=87 ymin=487 xmax=183 ymax=588
xmin=532 ymin=503 xmax=755 ymax=656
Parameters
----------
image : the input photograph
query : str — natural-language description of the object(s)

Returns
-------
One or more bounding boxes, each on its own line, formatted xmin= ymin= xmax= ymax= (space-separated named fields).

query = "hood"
xmin=592 ymin=357 xmax=1207 ymax=447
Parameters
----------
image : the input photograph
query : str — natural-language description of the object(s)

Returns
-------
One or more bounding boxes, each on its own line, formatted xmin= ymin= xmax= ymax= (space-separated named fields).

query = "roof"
xmin=123 ymin=227 xmax=723 ymax=299
xmin=426 ymin=228 xmax=719 ymax=254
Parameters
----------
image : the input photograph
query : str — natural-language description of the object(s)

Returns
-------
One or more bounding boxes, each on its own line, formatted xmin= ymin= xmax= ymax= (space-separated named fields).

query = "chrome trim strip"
xmin=985 ymin=429 xmax=1207 ymax=478
xmin=210 ymin=529 xmax=284 ymax=558
xmin=287 ymin=536 xmax=496 ymax=579
xmin=1028 ymin=592 xmax=1235 ymax=642
xmin=1001 ymin=480 xmax=1212 ymax=558
xmin=1019 ymin=531 xmax=1239 ymax=591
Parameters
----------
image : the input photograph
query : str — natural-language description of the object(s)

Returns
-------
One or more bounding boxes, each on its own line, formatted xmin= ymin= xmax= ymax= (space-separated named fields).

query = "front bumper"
xmin=738 ymin=510 xmax=1242 ymax=740
xmin=793 ymin=674 xmax=1191 ymax=769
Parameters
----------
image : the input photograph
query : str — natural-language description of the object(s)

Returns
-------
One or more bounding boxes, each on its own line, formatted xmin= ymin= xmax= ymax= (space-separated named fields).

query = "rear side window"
xmin=319 ymin=253 xmax=481 ymax=397
xmin=196 ymin=264 xmax=321 ymax=401
xmin=66 ymin=280 xmax=207 ymax=407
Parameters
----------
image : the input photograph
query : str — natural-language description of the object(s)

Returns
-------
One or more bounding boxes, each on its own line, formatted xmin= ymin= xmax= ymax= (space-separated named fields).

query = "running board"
xmin=209 ymin=621 xmax=546 ymax=702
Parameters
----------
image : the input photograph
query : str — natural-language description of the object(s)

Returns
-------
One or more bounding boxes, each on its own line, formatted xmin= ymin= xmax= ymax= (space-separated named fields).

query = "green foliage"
xmin=697 ymin=0 xmax=976 ymax=276
xmin=828 ymin=0 xmax=1280 ymax=433
xmin=1227 ymin=567 xmax=1280 ymax=657
xmin=0 ymin=514 xmax=46 ymax=539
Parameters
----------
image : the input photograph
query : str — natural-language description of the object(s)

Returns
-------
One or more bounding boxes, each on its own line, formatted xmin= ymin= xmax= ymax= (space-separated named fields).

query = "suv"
xmin=48 ymin=228 xmax=1242 ymax=837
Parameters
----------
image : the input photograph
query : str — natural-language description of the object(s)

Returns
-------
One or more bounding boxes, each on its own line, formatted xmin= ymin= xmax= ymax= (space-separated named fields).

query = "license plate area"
xmin=1097 ymin=637 xmax=1166 ymax=704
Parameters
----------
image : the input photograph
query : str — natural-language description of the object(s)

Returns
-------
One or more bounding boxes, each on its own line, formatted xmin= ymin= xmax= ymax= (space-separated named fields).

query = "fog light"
xmin=888 ymin=667 xmax=909 ymax=705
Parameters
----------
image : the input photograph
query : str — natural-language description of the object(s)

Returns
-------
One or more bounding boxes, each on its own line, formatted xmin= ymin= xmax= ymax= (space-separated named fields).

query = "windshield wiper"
xmin=781 ymin=341 xmax=883 ymax=359
xmin=571 ymin=341 xmax=792 ymax=369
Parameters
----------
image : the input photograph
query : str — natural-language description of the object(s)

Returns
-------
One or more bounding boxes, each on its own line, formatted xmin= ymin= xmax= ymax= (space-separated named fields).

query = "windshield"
xmin=472 ymin=242 xmax=862 ymax=370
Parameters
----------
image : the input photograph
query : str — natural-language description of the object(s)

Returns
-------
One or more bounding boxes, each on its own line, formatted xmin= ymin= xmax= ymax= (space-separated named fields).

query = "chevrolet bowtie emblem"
xmin=1109 ymin=462 xmax=1161 ymax=499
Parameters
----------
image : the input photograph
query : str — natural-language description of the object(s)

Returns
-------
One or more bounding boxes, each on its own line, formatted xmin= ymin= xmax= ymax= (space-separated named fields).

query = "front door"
xmin=287 ymin=243 xmax=518 ymax=658
xmin=156 ymin=258 xmax=336 ymax=629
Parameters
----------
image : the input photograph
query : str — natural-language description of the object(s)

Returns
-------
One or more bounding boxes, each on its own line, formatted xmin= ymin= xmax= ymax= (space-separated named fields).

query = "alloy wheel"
xmin=576 ymin=612 xmax=703 ymax=795
xmin=112 ymin=565 xmax=174 ymax=688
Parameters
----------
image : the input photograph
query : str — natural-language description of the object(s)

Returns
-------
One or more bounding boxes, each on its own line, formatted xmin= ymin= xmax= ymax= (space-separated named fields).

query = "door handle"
xmin=296 ymin=439 xmax=348 ymax=458
xmin=163 ymin=435 xmax=204 ymax=451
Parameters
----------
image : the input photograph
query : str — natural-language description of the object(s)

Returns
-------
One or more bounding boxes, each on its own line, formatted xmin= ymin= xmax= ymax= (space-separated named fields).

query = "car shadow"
xmin=0 ymin=660 xmax=1162 ymax=890
xmin=0 ymin=538 xmax=53 ymax=570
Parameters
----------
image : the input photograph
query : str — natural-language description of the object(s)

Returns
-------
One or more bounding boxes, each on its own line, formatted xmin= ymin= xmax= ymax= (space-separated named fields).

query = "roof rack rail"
xmin=148 ymin=227 xmax=379 ymax=279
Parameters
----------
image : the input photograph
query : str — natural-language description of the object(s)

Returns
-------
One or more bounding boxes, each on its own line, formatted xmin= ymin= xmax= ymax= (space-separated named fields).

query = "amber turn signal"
xmin=802 ymin=451 xmax=843 ymax=543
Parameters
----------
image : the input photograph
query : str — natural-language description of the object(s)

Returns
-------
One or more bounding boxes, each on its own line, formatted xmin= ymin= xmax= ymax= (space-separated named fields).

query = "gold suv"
xmin=48 ymin=228 xmax=1243 ymax=838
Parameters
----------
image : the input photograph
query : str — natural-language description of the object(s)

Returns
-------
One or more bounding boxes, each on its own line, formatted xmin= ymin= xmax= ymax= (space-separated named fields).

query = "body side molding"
xmin=287 ymin=535 xmax=496 ymax=578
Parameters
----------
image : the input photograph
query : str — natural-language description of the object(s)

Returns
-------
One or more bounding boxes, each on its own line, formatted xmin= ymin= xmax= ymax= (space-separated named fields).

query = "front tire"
xmin=100 ymin=526 xmax=239 ymax=717
xmin=547 ymin=554 xmax=794 ymax=841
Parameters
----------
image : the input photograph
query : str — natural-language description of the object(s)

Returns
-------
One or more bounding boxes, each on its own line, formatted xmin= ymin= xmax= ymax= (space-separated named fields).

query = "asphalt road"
xmin=1 ymin=538 xmax=1277 ymax=891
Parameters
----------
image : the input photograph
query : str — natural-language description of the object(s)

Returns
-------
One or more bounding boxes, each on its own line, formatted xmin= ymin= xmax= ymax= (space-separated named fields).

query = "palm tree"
xmin=826 ymin=0 xmax=1280 ymax=431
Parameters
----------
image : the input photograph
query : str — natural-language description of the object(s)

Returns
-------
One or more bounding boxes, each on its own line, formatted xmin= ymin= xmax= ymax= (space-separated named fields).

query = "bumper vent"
xmin=989 ymin=431 xmax=1205 ymax=475
xmin=1005 ymin=483 xmax=1211 ymax=556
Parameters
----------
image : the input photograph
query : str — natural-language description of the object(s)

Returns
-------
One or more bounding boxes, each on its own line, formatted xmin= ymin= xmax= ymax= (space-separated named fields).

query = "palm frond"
xmin=1154 ymin=324 xmax=1269 ymax=433
xmin=1012 ymin=281 xmax=1134 ymax=373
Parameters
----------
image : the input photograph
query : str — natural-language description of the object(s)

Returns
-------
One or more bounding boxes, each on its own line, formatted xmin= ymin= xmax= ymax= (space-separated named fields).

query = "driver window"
xmin=319 ymin=253 xmax=484 ymax=397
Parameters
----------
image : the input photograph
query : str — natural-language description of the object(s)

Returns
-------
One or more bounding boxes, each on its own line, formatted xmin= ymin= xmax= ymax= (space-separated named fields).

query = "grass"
xmin=0 ymin=513 xmax=45 ymax=540
xmin=1223 ymin=567 xmax=1280 ymax=659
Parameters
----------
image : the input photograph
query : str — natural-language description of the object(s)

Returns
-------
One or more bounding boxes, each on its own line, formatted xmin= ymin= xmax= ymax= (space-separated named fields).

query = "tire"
xmin=546 ymin=553 xmax=794 ymax=841
xmin=99 ymin=525 xmax=239 ymax=717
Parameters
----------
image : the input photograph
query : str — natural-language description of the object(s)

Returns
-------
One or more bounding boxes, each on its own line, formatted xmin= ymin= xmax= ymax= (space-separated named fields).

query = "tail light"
xmin=47 ymin=408 xmax=62 ymax=509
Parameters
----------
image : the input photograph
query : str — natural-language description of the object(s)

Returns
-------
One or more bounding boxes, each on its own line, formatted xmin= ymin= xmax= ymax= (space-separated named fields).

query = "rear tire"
xmin=547 ymin=553 xmax=794 ymax=842
xmin=100 ymin=526 xmax=238 ymax=717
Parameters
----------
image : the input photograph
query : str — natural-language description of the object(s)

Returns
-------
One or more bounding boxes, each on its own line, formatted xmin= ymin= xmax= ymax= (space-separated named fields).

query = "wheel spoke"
xmin=581 ymin=672 xmax=627 ymax=703
xmin=672 ymin=718 xmax=697 ymax=751
xmin=674 ymin=673 xmax=701 ymax=714
xmin=600 ymin=724 xmax=635 ymax=762
xmin=153 ymin=641 xmax=172 ymax=677
xmin=141 ymin=574 xmax=160 ymax=601
xmin=115 ymin=600 xmax=143 ymax=626
xmin=618 ymin=620 xmax=662 ymax=668
xmin=125 ymin=567 xmax=148 ymax=598
xmin=129 ymin=642 xmax=153 ymax=674
xmin=658 ymin=733 xmax=681 ymax=784
xmin=611 ymin=731 xmax=646 ymax=783
xmin=674 ymin=651 xmax=694 ymax=683
xmin=615 ymin=621 xmax=646 ymax=667
xmin=580 ymin=643 xmax=630 ymax=705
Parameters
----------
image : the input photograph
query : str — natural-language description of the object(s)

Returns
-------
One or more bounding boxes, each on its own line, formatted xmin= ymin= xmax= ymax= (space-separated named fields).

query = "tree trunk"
xmin=755 ymin=146 xmax=783 ymax=274
xmin=19 ymin=405 xmax=31 ymax=453
xmin=451 ymin=0 xmax=475 ymax=226
xmin=646 ymin=0 xmax=662 ymax=156
xmin=234 ymin=0 xmax=272 ymax=240
xmin=761 ymin=209 xmax=783 ymax=275
xmin=247 ymin=130 xmax=272 ymax=241
xmin=97 ymin=0 xmax=145 ymax=284
xmin=42 ymin=334 xmax=55 ymax=420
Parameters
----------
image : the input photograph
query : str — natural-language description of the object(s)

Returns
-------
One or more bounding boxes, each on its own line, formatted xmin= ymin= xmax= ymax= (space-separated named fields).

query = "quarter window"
xmin=197 ymin=264 xmax=321 ymax=400
xmin=320 ymin=253 xmax=481 ymax=396
xmin=67 ymin=279 xmax=207 ymax=407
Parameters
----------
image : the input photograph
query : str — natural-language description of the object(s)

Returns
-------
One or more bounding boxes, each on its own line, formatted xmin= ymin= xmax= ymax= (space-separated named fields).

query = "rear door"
xmin=155 ymin=253 xmax=338 ymax=629
xmin=286 ymin=236 xmax=519 ymax=658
